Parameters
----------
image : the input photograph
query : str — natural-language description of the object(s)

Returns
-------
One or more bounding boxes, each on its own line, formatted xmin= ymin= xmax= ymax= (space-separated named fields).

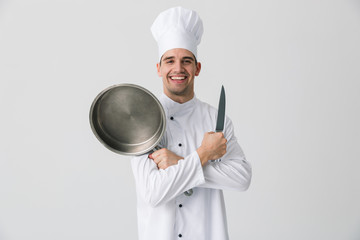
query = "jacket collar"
xmin=159 ymin=93 xmax=197 ymax=117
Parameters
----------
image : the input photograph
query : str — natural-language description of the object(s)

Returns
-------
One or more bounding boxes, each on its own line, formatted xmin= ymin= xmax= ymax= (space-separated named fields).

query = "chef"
xmin=131 ymin=6 xmax=252 ymax=240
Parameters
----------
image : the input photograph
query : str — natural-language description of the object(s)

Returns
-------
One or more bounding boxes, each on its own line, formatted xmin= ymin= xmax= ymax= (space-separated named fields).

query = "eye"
xmin=183 ymin=60 xmax=192 ymax=64
xmin=166 ymin=60 xmax=174 ymax=64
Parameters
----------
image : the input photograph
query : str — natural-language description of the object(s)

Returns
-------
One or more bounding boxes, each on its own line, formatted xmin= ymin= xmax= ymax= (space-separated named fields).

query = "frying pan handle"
xmin=153 ymin=145 xmax=162 ymax=151
xmin=150 ymin=145 xmax=162 ymax=154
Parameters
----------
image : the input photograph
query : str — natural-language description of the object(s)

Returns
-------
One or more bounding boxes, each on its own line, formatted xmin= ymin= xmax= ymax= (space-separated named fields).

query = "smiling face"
xmin=157 ymin=48 xmax=201 ymax=103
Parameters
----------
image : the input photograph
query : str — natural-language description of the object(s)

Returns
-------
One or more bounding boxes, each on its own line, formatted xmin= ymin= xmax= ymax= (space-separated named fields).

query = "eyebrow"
xmin=162 ymin=56 xmax=175 ymax=62
xmin=183 ymin=56 xmax=195 ymax=61
xmin=162 ymin=56 xmax=195 ymax=62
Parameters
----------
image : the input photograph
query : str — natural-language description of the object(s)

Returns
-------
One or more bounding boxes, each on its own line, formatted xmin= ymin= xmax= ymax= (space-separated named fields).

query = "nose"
xmin=173 ymin=60 xmax=184 ymax=73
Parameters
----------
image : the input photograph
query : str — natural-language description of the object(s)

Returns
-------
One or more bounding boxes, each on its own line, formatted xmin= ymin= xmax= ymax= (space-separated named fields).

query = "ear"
xmin=156 ymin=63 xmax=162 ymax=77
xmin=195 ymin=62 xmax=201 ymax=76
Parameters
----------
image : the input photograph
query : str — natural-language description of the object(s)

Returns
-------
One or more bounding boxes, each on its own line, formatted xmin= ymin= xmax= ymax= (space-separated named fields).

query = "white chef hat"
xmin=151 ymin=6 xmax=204 ymax=60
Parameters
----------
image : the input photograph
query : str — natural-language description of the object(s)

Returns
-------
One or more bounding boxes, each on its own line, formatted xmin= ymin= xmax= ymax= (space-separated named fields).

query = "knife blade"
xmin=215 ymin=85 xmax=226 ymax=132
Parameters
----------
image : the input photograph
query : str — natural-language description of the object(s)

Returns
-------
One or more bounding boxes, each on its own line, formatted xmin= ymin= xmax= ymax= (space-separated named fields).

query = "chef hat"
xmin=151 ymin=6 xmax=204 ymax=60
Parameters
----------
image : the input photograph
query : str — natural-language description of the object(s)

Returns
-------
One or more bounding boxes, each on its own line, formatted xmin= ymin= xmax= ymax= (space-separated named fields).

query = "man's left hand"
xmin=148 ymin=148 xmax=183 ymax=170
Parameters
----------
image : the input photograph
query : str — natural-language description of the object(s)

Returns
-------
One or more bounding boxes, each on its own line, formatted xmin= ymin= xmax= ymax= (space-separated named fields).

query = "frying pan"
xmin=89 ymin=84 xmax=166 ymax=155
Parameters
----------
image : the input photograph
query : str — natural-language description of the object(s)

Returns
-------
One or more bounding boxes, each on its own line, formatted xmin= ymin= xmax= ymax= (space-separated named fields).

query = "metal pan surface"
xmin=89 ymin=84 xmax=165 ymax=155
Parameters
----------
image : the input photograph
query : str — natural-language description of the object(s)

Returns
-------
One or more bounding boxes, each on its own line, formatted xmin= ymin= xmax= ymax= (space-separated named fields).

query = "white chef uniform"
xmin=131 ymin=94 xmax=252 ymax=240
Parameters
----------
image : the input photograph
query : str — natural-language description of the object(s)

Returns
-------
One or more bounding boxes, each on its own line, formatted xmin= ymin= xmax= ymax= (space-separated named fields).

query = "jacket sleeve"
xmin=198 ymin=117 xmax=252 ymax=191
xmin=131 ymin=151 xmax=205 ymax=207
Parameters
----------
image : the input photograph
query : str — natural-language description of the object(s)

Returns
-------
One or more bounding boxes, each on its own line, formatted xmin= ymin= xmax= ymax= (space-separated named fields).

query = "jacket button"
xmin=170 ymin=116 xmax=174 ymax=120
xmin=178 ymin=143 xmax=182 ymax=147
xmin=178 ymin=234 xmax=182 ymax=238
xmin=179 ymin=204 xmax=182 ymax=208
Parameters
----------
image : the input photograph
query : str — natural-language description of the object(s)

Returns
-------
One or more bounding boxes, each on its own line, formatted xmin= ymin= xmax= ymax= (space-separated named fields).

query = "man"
xmin=131 ymin=6 xmax=252 ymax=240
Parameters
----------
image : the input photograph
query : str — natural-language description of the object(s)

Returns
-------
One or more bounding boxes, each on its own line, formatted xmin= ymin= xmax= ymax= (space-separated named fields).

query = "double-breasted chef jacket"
xmin=131 ymin=93 xmax=252 ymax=240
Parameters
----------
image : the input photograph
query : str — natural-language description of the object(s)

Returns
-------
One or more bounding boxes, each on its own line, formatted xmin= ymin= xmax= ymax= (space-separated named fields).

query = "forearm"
xmin=131 ymin=151 xmax=205 ymax=207
xmin=198 ymin=138 xmax=252 ymax=191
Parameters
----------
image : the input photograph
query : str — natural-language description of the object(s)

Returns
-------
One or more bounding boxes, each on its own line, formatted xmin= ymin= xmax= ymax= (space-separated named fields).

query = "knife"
xmin=215 ymin=85 xmax=226 ymax=132
xmin=208 ymin=85 xmax=226 ymax=164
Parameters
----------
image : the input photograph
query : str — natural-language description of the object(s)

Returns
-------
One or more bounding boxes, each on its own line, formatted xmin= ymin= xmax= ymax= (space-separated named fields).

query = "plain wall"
xmin=1 ymin=0 xmax=360 ymax=239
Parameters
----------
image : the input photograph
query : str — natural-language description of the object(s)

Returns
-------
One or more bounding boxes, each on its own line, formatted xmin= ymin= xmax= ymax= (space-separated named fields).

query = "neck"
xmin=164 ymin=91 xmax=194 ymax=104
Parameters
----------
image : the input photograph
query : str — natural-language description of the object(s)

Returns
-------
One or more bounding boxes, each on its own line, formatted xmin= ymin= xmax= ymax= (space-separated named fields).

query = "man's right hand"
xmin=196 ymin=132 xmax=227 ymax=166
xmin=149 ymin=148 xmax=183 ymax=170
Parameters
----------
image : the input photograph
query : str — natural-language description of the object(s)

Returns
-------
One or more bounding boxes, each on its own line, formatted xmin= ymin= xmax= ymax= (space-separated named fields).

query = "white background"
xmin=1 ymin=0 xmax=360 ymax=239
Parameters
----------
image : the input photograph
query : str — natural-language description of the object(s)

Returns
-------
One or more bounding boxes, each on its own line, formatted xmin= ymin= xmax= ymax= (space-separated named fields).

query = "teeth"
xmin=171 ymin=77 xmax=185 ymax=80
